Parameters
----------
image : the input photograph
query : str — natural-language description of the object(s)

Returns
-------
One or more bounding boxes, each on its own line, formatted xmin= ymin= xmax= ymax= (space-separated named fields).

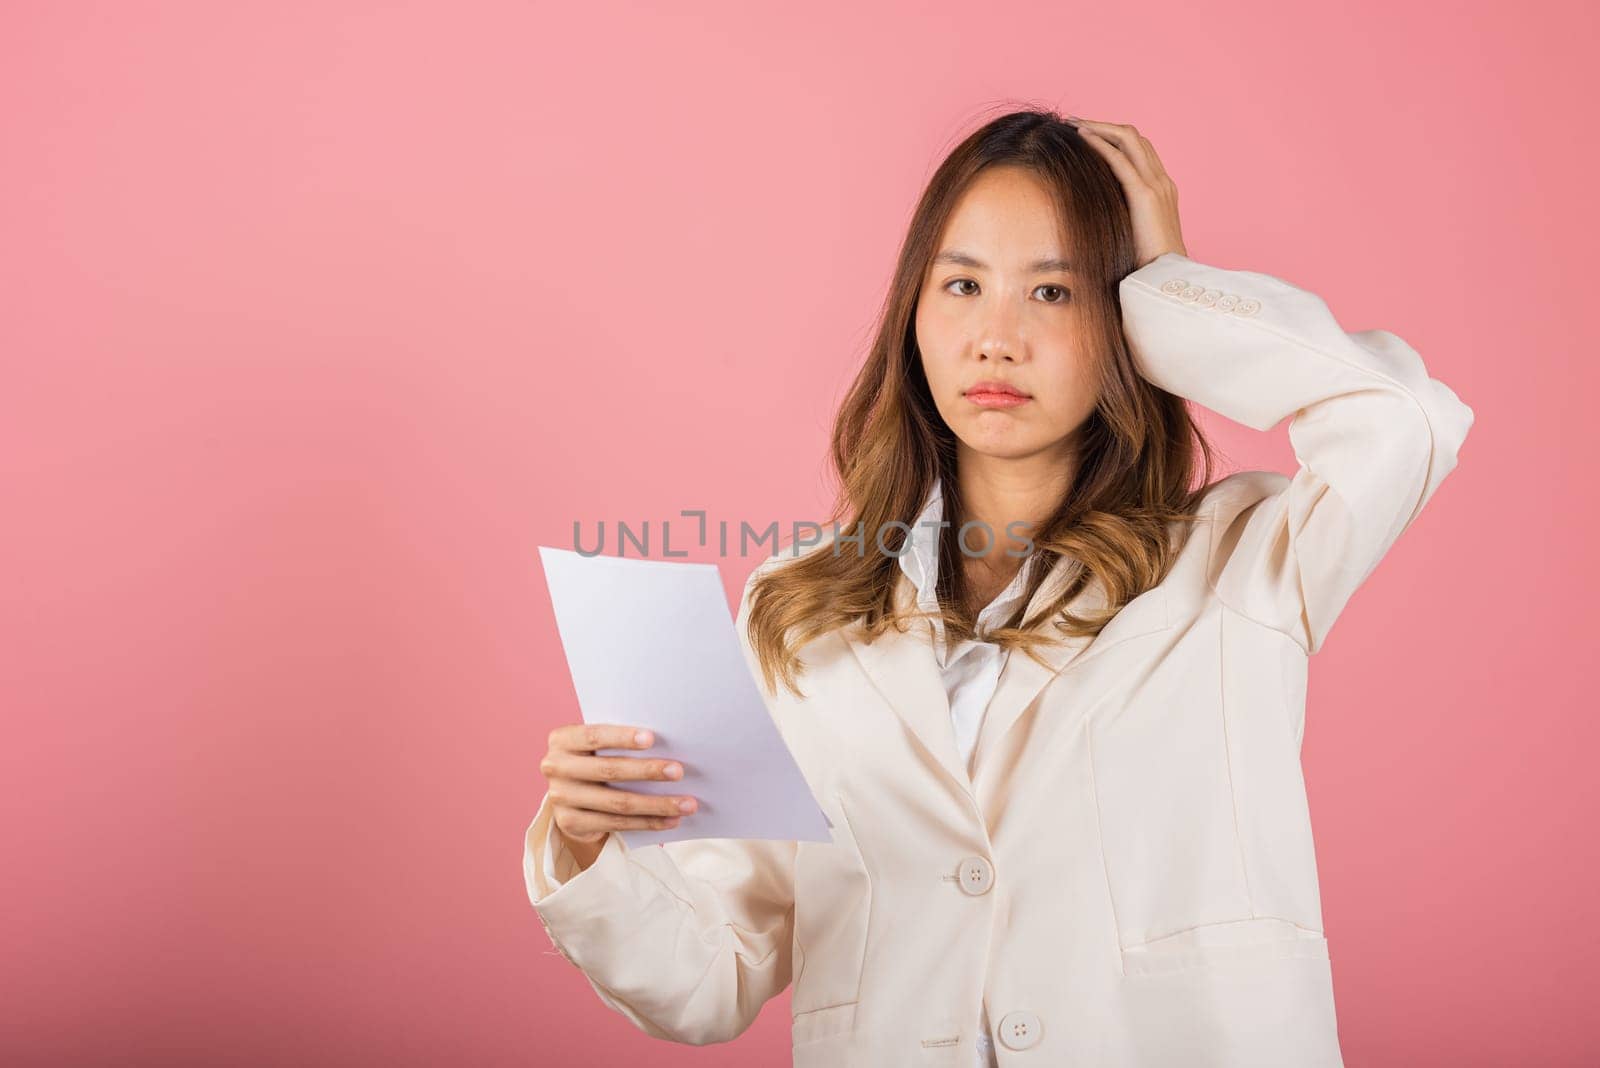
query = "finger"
xmin=1117 ymin=126 xmax=1171 ymax=184
xmin=1075 ymin=125 xmax=1148 ymax=193
xmin=1072 ymin=120 xmax=1166 ymax=189
xmin=556 ymin=806 xmax=682 ymax=837
xmin=555 ymin=779 xmax=699 ymax=819
xmin=549 ymin=722 xmax=659 ymax=754
xmin=1139 ymin=133 xmax=1172 ymax=185
xmin=550 ymin=751 xmax=685 ymax=785
xmin=1076 ymin=121 xmax=1157 ymax=186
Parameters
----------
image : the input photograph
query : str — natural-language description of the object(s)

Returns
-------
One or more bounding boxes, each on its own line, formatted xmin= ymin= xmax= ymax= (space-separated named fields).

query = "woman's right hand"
xmin=540 ymin=724 xmax=699 ymax=873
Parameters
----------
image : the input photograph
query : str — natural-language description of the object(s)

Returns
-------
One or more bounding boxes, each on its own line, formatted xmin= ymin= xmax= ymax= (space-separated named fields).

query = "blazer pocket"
xmin=792 ymin=1001 xmax=858 ymax=1053
xmin=1121 ymin=917 xmax=1329 ymax=977
xmin=792 ymin=791 xmax=873 ymax=1018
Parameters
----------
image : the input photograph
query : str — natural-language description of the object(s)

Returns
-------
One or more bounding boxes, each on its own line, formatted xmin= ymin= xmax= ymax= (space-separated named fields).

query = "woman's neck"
xmin=945 ymin=448 xmax=1077 ymax=621
xmin=952 ymin=450 xmax=1077 ymax=567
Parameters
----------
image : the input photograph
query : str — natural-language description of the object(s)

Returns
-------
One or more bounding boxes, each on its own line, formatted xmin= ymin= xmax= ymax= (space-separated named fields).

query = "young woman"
xmin=522 ymin=109 xmax=1473 ymax=1067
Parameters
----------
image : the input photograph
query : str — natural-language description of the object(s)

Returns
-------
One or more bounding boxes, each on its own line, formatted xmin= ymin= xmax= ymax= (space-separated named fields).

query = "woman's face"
xmin=914 ymin=165 xmax=1100 ymax=464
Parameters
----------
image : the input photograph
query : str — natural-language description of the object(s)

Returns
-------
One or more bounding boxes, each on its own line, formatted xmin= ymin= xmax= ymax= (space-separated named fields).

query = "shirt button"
xmin=997 ymin=1010 xmax=1043 ymax=1050
xmin=957 ymin=856 xmax=994 ymax=895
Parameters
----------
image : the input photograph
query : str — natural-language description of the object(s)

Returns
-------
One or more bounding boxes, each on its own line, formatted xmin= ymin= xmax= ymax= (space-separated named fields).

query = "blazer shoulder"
xmin=1196 ymin=470 xmax=1291 ymax=524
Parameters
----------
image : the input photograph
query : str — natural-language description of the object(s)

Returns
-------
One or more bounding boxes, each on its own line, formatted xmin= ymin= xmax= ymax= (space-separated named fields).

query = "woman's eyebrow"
xmin=932 ymin=249 xmax=1073 ymax=272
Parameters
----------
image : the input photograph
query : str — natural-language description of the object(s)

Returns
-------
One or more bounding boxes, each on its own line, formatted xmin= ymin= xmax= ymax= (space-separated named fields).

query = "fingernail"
xmin=665 ymin=763 xmax=682 ymax=778
xmin=635 ymin=730 xmax=652 ymax=745
xmin=677 ymin=798 xmax=697 ymax=813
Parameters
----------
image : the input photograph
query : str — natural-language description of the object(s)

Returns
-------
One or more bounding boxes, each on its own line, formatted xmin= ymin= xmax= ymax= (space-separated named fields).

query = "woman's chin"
xmin=956 ymin=434 xmax=1048 ymax=461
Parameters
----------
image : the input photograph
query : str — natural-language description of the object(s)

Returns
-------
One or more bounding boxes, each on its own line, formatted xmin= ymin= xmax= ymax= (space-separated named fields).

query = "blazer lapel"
xmin=844 ymin=567 xmax=972 ymax=799
xmin=970 ymin=556 xmax=1174 ymax=779
xmin=844 ymin=555 xmax=1177 ymax=801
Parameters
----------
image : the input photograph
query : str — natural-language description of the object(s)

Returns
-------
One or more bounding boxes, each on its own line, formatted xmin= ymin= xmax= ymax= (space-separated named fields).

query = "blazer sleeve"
xmin=520 ymin=558 xmax=799 ymax=1046
xmin=1118 ymin=252 xmax=1475 ymax=654
xmin=537 ymin=806 xmax=573 ymax=889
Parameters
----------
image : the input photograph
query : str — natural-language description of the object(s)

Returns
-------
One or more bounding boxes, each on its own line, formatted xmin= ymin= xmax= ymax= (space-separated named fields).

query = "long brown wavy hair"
xmin=747 ymin=106 xmax=1219 ymax=699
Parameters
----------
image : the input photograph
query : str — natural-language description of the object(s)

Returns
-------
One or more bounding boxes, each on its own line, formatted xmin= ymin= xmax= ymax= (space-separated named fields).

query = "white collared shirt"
xmin=897 ymin=476 xmax=1041 ymax=779
xmin=542 ymin=476 xmax=1037 ymax=1067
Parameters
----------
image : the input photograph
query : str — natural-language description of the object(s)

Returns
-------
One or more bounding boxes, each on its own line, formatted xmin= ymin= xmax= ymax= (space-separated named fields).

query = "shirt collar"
xmin=897 ymin=476 xmax=1040 ymax=637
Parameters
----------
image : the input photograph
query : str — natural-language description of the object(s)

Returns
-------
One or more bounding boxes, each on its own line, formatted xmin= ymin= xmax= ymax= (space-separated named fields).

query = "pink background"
xmin=2 ymin=1 xmax=1594 ymax=1065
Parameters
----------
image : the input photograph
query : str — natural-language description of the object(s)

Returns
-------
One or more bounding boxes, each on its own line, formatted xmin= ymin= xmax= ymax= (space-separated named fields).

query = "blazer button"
xmin=1197 ymin=288 xmax=1221 ymax=306
xmin=1160 ymin=278 xmax=1187 ymax=295
xmin=997 ymin=1010 xmax=1043 ymax=1050
xmin=1216 ymin=293 xmax=1239 ymax=311
xmin=957 ymin=856 xmax=994 ymax=895
xmin=1179 ymin=284 xmax=1204 ymax=302
xmin=1233 ymin=297 xmax=1262 ymax=316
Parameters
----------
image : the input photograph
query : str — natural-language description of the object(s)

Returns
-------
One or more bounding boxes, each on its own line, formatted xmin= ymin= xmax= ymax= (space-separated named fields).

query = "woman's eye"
xmin=942 ymin=279 xmax=1071 ymax=303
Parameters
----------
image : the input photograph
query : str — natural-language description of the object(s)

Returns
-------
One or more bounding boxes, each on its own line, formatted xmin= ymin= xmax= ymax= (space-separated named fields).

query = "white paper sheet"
xmin=538 ymin=546 xmax=833 ymax=849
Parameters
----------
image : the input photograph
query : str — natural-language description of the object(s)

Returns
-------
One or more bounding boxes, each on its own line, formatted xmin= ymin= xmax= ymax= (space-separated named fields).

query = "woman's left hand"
xmin=1069 ymin=116 xmax=1188 ymax=269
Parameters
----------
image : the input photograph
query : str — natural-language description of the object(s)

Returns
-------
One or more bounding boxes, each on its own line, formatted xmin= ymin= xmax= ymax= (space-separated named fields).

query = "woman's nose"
xmin=977 ymin=337 xmax=1022 ymax=362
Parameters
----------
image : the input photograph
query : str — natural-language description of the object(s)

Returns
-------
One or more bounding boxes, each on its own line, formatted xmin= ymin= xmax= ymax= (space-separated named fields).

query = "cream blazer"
xmin=521 ymin=251 xmax=1475 ymax=1067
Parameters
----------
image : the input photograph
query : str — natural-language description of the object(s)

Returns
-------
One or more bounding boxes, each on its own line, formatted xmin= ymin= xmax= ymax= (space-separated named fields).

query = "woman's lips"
xmin=966 ymin=390 xmax=1031 ymax=409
